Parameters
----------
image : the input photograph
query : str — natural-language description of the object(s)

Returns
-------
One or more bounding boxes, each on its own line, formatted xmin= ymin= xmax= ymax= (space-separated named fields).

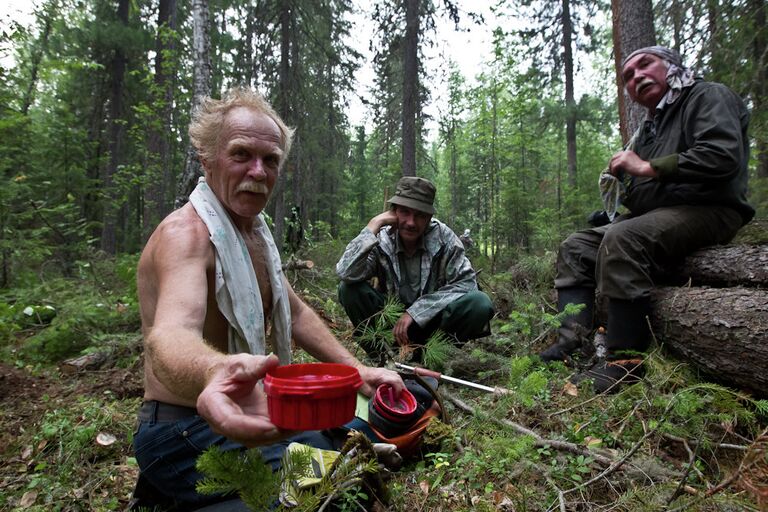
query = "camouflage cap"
xmin=387 ymin=177 xmax=436 ymax=214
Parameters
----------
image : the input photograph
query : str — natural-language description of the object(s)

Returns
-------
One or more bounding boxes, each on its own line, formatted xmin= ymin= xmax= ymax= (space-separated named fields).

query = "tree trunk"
xmin=449 ymin=126 xmax=457 ymax=227
xmin=143 ymin=0 xmax=177 ymax=241
xmin=562 ymin=0 xmax=577 ymax=188
xmin=706 ymin=0 xmax=721 ymax=70
xmin=271 ymin=0 xmax=293 ymax=251
xmin=241 ymin=4 xmax=255 ymax=86
xmin=22 ymin=1 xmax=55 ymax=116
xmin=490 ymin=77 xmax=499 ymax=271
xmin=401 ymin=0 xmax=419 ymax=177
xmin=100 ymin=0 xmax=130 ymax=254
xmin=176 ymin=0 xmax=211 ymax=208
xmin=670 ymin=0 xmax=681 ymax=52
xmin=752 ymin=0 xmax=767 ymax=179
xmin=611 ymin=0 xmax=655 ymax=143
xmin=651 ymin=286 xmax=768 ymax=396
xmin=665 ymin=244 xmax=768 ymax=288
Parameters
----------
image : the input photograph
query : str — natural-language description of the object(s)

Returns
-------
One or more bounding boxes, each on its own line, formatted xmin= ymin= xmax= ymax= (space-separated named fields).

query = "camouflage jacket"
xmin=336 ymin=219 xmax=478 ymax=326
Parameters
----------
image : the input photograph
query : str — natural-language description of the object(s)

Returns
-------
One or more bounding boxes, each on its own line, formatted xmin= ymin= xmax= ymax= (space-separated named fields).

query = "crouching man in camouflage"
xmin=336 ymin=176 xmax=494 ymax=362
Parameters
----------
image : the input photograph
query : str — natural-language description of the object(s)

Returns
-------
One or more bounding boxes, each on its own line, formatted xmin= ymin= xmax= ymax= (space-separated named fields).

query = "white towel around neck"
xmin=189 ymin=177 xmax=292 ymax=363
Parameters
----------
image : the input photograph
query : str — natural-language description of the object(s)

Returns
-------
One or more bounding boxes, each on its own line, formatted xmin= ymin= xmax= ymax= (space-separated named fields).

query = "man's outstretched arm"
xmin=285 ymin=277 xmax=404 ymax=396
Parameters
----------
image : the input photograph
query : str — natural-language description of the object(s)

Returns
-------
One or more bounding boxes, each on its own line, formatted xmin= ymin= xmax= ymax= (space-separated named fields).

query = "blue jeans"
xmin=133 ymin=409 xmax=375 ymax=510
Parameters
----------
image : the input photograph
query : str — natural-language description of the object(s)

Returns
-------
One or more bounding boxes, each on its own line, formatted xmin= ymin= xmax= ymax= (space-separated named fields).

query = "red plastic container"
xmin=373 ymin=383 xmax=417 ymax=422
xmin=263 ymin=363 xmax=362 ymax=430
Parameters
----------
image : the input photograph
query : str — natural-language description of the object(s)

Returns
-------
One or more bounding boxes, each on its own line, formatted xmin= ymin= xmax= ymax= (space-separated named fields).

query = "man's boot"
xmin=576 ymin=297 xmax=651 ymax=393
xmin=539 ymin=287 xmax=595 ymax=362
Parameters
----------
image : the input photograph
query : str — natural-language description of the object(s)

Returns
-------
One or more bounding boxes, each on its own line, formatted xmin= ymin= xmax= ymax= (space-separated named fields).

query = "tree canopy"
xmin=0 ymin=0 xmax=765 ymax=285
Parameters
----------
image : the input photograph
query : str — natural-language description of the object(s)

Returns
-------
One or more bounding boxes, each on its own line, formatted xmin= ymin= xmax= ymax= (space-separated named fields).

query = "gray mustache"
xmin=237 ymin=182 xmax=269 ymax=194
xmin=635 ymin=78 xmax=655 ymax=95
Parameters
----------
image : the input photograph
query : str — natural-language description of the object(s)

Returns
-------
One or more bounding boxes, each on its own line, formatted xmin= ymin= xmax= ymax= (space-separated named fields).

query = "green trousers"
xmin=555 ymin=205 xmax=742 ymax=301
xmin=554 ymin=205 xmax=743 ymax=352
xmin=338 ymin=281 xmax=493 ymax=357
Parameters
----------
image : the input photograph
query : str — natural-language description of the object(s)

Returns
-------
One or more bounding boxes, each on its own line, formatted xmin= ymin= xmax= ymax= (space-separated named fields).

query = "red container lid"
xmin=264 ymin=363 xmax=362 ymax=399
xmin=373 ymin=383 xmax=417 ymax=420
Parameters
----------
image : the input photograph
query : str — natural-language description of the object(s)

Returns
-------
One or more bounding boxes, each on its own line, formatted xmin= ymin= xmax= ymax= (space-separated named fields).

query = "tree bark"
xmin=22 ymin=1 xmax=55 ymax=116
xmin=176 ymin=0 xmax=211 ymax=208
xmin=271 ymin=0 xmax=293 ymax=251
xmin=611 ymin=0 xmax=655 ymax=143
xmin=665 ymin=244 xmax=768 ymax=288
xmin=751 ymin=0 xmax=767 ymax=179
xmin=651 ymin=286 xmax=768 ymax=396
xmin=401 ymin=0 xmax=419 ymax=177
xmin=143 ymin=0 xmax=177 ymax=241
xmin=100 ymin=0 xmax=130 ymax=254
xmin=562 ymin=0 xmax=577 ymax=188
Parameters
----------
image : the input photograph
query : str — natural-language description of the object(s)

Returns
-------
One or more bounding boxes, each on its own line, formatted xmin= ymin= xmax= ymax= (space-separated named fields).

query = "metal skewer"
xmin=394 ymin=362 xmax=511 ymax=395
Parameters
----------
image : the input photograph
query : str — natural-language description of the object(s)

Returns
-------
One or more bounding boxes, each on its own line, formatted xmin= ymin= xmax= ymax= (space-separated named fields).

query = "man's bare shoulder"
xmin=140 ymin=204 xmax=213 ymax=270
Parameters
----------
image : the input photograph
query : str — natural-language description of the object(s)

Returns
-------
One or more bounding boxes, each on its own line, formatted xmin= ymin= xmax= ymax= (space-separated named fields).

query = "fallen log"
xmin=60 ymin=335 xmax=142 ymax=373
xmin=651 ymin=286 xmax=768 ymax=396
xmin=61 ymin=351 xmax=111 ymax=373
xmin=664 ymin=244 xmax=768 ymax=288
xmin=282 ymin=259 xmax=315 ymax=271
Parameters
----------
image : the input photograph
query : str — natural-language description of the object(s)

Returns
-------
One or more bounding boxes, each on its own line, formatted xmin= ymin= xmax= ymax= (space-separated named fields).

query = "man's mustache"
xmin=236 ymin=182 xmax=270 ymax=194
xmin=635 ymin=78 xmax=655 ymax=95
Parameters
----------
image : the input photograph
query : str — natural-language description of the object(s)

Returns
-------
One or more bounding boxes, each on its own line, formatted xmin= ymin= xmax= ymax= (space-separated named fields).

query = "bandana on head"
xmin=622 ymin=45 xmax=683 ymax=68
xmin=622 ymin=45 xmax=696 ymax=108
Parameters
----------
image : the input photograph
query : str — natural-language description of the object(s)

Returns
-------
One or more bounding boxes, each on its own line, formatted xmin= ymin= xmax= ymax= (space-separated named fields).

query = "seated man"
xmin=336 ymin=176 xmax=494 ymax=361
xmin=133 ymin=87 xmax=403 ymax=510
xmin=539 ymin=46 xmax=754 ymax=393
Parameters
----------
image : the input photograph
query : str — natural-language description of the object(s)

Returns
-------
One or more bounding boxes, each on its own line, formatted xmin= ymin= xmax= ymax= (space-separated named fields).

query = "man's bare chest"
xmin=244 ymin=233 xmax=273 ymax=309
xmin=202 ymin=232 xmax=274 ymax=351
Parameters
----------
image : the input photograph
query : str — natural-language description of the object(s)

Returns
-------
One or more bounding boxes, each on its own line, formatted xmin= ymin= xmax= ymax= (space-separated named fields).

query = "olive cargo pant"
xmin=555 ymin=205 xmax=743 ymax=301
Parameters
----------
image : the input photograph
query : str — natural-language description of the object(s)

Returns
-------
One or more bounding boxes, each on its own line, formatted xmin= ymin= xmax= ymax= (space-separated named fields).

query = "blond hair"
xmin=188 ymin=87 xmax=294 ymax=171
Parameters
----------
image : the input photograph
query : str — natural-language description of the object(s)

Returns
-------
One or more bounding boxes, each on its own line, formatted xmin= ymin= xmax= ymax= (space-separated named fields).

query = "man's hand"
xmin=609 ymin=150 xmax=657 ymax=178
xmin=357 ymin=365 xmax=405 ymax=397
xmin=196 ymin=353 xmax=295 ymax=447
xmin=366 ymin=210 xmax=398 ymax=235
xmin=393 ymin=312 xmax=414 ymax=348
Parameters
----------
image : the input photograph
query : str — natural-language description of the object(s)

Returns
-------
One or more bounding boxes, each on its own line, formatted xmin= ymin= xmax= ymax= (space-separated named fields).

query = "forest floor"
xmin=3 ymin=325 xmax=767 ymax=511
xmin=1 ymin=244 xmax=767 ymax=511
xmin=0 ymin=359 xmax=143 ymax=510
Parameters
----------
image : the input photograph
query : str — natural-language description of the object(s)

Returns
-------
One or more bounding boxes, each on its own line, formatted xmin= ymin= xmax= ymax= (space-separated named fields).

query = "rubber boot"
xmin=576 ymin=297 xmax=651 ymax=393
xmin=539 ymin=287 xmax=595 ymax=362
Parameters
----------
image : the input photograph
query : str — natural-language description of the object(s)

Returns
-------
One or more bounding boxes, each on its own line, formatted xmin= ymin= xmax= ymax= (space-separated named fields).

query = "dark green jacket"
xmin=625 ymin=79 xmax=754 ymax=225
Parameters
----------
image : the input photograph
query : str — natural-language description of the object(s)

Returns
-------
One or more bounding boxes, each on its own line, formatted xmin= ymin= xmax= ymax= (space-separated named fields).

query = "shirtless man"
xmin=132 ymin=88 xmax=403 ymax=510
